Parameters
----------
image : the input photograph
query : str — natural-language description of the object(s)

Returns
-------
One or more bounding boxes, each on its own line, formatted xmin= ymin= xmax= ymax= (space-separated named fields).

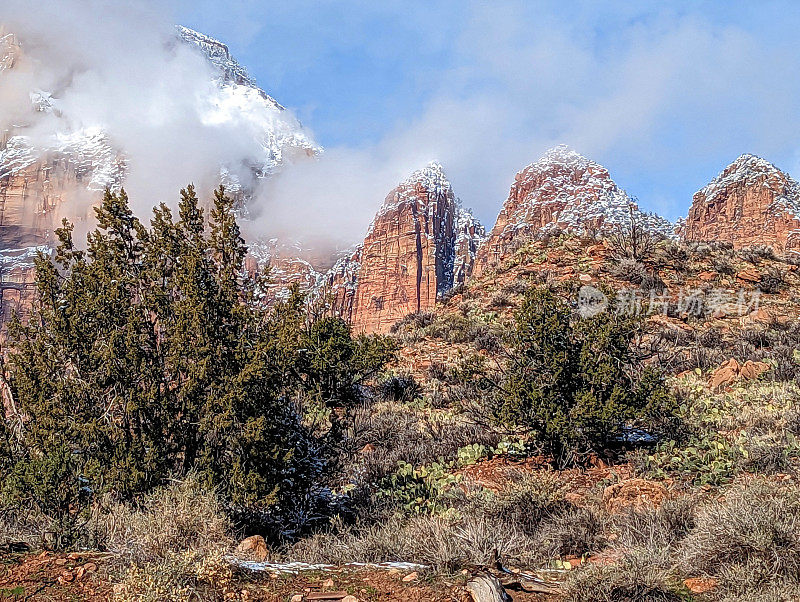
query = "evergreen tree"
xmin=0 ymin=185 xmax=392 ymax=543
xmin=496 ymin=287 xmax=674 ymax=466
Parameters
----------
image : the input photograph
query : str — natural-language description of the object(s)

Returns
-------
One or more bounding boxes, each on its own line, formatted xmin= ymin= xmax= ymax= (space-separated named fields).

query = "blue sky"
xmin=153 ymin=2 xmax=800 ymax=227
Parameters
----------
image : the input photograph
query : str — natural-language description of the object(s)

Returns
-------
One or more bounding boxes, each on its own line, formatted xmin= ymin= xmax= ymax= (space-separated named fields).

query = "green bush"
xmin=0 ymin=187 xmax=392 ymax=545
xmin=2 ymin=444 xmax=91 ymax=549
xmin=494 ymin=287 xmax=675 ymax=466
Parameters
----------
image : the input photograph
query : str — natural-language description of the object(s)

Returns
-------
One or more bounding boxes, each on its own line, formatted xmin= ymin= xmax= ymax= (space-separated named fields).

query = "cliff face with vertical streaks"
xmin=347 ymin=163 xmax=484 ymax=334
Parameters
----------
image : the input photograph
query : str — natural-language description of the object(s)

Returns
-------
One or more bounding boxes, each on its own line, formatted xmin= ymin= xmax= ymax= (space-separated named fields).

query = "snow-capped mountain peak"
xmin=510 ymin=145 xmax=675 ymax=236
xmin=683 ymin=152 xmax=800 ymax=251
xmin=176 ymin=25 xmax=258 ymax=89
xmin=697 ymin=153 xmax=800 ymax=217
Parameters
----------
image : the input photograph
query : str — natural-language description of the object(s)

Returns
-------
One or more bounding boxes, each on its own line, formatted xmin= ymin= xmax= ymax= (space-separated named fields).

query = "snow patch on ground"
xmin=230 ymin=559 xmax=428 ymax=575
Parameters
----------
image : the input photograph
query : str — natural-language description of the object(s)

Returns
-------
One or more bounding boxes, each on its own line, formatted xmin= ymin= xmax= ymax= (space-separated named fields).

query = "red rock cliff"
xmin=681 ymin=154 xmax=800 ymax=251
xmin=349 ymin=163 xmax=484 ymax=334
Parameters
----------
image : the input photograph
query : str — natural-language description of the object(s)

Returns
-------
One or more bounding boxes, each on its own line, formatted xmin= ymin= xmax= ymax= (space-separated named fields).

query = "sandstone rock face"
xmin=682 ymin=154 xmax=800 ymax=251
xmin=474 ymin=146 xmax=674 ymax=276
xmin=320 ymin=246 xmax=362 ymax=323
xmin=0 ymin=133 xmax=119 ymax=335
xmin=0 ymin=248 xmax=38 ymax=336
xmin=349 ymin=163 xmax=485 ymax=334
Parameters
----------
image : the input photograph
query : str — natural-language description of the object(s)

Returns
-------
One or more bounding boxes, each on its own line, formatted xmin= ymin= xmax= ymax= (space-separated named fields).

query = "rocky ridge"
xmin=474 ymin=145 xmax=674 ymax=275
xmin=5 ymin=22 xmax=800 ymax=336
xmin=681 ymin=153 xmax=800 ymax=251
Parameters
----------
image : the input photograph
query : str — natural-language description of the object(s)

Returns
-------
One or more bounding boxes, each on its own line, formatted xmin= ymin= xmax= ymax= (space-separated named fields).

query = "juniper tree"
xmin=496 ymin=287 xmax=674 ymax=466
xmin=1 ymin=185 xmax=392 ymax=543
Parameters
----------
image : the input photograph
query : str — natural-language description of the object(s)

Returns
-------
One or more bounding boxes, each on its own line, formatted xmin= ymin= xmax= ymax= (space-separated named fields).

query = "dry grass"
xmin=561 ymin=550 xmax=683 ymax=602
xmin=104 ymin=476 xmax=232 ymax=565
xmin=678 ymin=479 xmax=800 ymax=596
xmin=102 ymin=477 xmax=238 ymax=602
xmin=289 ymin=472 xmax=604 ymax=574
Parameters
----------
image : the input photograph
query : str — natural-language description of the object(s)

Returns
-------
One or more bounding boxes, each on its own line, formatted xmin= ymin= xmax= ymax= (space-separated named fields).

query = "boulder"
xmin=709 ymin=358 xmax=770 ymax=390
xmin=236 ymin=535 xmax=269 ymax=562
xmin=736 ymin=269 xmax=761 ymax=284
xmin=740 ymin=360 xmax=770 ymax=380
xmin=709 ymin=358 xmax=742 ymax=390
xmin=684 ymin=577 xmax=718 ymax=594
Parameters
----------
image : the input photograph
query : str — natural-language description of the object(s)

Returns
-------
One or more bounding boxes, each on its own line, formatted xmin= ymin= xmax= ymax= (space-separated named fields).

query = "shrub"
xmin=612 ymin=497 xmax=696 ymax=553
xmin=739 ymin=244 xmax=776 ymax=264
xmin=346 ymin=404 xmax=501 ymax=488
xmin=390 ymin=311 xmax=436 ymax=334
xmin=640 ymin=270 xmax=666 ymax=293
xmin=713 ymin=256 xmax=736 ymax=276
xmin=290 ymin=475 xmax=584 ymax=573
xmin=116 ymin=549 xmax=239 ymax=602
xmin=612 ymin=258 xmax=648 ymax=284
xmin=758 ymin=266 xmax=787 ymax=294
xmin=687 ymin=242 xmax=713 ymax=259
xmin=299 ymin=316 xmax=396 ymax=410
xmin=608 ymin=206 xmax=660 ymax=261
xmin=741 ymin=326 xmax=771 ymax=348
xmin=656 ymin=241 xmax=689 ymax=272
xmin=562 ymin=549 xmax=683 ymax=602
xmin=738 ymin=432 xmax=797 ymax=474
xmin=697 ymin=327 xmax=724 ymax=349
xmin=376 ymin=374 xmax=421 ymax=403
xmin=473 ymin=329 xmax=503 ymax=353
xmin=501 ymin=280 xmax=530 ymax=295
xmin=440 ymin=283 xmax=465 ymax=304
xmin=478 ymin=472 xmax=570 ymax=537
xmin=1 ymin=444 xmax=91 ymax=549
xmin=494 ymin=287 xmax=675 ymax=465
xmin=533 ymin=504 xmax=607 ymax=559
xmin=489 ymin=292 xmax=513 ymax=308
xmin=84 ymin=479 xmax=236 ymax=602
xmin=104 ymin=477 xmax=232 ymax=565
